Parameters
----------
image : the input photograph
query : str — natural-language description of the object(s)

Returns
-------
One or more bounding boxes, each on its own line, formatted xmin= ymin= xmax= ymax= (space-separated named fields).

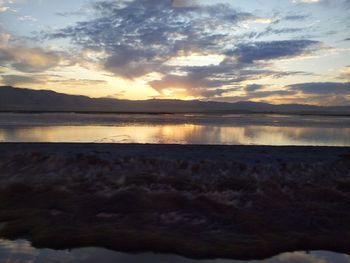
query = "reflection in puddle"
xmin=0 ymin=124 xmax=350 ymax=146
xmin=0 ymin=239 xmax=349 ymax=263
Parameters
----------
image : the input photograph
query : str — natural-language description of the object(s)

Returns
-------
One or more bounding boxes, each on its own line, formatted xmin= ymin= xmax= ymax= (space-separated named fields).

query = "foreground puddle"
xmin=1 ymin=239 xmax=349 ymax=263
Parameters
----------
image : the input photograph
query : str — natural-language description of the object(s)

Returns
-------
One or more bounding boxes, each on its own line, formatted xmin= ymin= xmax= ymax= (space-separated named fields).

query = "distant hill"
xmin=1 ymin=86 xmax=350 ymax=115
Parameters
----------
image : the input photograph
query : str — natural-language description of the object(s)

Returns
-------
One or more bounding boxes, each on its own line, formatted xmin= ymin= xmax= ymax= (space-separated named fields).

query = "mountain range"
xmin=1 ymin=86 xmax=349 ymax=115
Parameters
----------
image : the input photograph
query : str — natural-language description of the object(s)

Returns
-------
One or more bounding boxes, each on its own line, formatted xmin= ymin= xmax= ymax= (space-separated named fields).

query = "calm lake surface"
xmin=0 ymin=113 xmax=349 ymax=146
xmin=1 ymin=239 xmax=349 ymax=263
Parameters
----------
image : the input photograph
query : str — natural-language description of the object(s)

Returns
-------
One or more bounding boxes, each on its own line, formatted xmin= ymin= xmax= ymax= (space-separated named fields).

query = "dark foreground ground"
xmin=0 ymin=143 xmax=350 ymax=260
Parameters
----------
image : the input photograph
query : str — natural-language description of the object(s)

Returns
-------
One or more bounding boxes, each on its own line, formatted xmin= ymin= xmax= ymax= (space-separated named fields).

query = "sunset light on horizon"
xmin=0 ymin=0 xmax=349 ymax=105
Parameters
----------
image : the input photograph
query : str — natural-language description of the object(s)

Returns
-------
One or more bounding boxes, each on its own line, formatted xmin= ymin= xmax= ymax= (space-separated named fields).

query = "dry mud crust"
xmin=0 ymin=143 xmax=350 ymax=260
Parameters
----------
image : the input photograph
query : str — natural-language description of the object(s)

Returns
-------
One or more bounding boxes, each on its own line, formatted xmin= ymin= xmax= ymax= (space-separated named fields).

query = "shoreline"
xmin=0 ymin=143 xmax=350 ymax=260
xmin=1 ymin=110 xmax=350 ymax=117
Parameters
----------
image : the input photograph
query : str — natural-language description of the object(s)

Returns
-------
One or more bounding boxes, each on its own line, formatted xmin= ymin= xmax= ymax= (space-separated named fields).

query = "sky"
xmin=0 ymin=0 xmax=349 ymax=105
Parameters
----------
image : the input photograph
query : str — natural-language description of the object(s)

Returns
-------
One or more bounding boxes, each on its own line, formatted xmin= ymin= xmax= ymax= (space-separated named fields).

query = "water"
xmin=0 ymin=113 xmax=349 ymax=146
xmin=0 ymin=239 xmax=349 ymax=263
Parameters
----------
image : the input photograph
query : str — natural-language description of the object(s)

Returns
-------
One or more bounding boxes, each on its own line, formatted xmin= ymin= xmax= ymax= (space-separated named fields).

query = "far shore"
xmin=1 ymin=110 xmax=350 ymax=117
xmin=0 ymin=143 xmax=350 ymax=260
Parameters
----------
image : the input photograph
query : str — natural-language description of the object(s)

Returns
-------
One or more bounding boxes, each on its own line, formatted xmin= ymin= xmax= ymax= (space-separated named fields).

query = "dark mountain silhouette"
xmin=1 ymin=86 xmax=349 ymax=114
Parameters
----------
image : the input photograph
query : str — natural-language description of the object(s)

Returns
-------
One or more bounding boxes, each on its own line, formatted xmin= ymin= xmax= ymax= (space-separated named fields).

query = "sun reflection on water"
xmin=0 ymin=124 xmax=349 ymax=146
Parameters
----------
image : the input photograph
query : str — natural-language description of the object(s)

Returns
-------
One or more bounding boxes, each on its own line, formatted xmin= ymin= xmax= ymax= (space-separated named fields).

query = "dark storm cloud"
xmin=227 ymin=40 xmax=321 ymax=63
xmin=288 ymin=82 xmax=350 ymax=94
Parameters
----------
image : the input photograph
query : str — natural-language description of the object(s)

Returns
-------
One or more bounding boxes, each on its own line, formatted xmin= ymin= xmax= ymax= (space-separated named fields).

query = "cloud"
xmin=0 ymin=6 xmax=8 ymax=12
xmin=288 ymin=82 xmax=350 ymax=94
xmin=0 ymin=0 xmax=12 ymax=12
xmin=1 ymin=75 xmax=44 ymax=86
xmin=149 ymin=64 xmax=307 ymax=98
xmin=240 ymin=84 xmax=297 ymax=101
xmin=253 ymin=27 xmax=306 ymax=39
xmin=171 ymin=0 xmax=199 ymax=8
xmin=0 ymin=46 xmax=62 ymax=72
xmin=42 ymin=0 xmax=333 ymax=103
xmin=149 ymin=66 xmax=249 ymax=98
xmin=275 ymin=251 xmax=330 ymax=263
xmin=292 ymin=0 xmax=321 ymax=3
xmin=247 ymin=89 xmax=296 ymax=99
xmin=226 ymin=82 xmax=350 ymax=105
xmin=0 ymin=32 xmax=10 ymax=47
xmin=207 ymin=88 xmax=298 ymax=103
xmin=245 ymin=84 xmax=265 ymax=92
xmin=49 ymin=78 xmax=107 ymax=86
xmin=284 ymin=15 xmax=309 ymax=20
xmin=199 ymin=88 xmax=238 ymax=98
xmin=248 ymin=13 xmax=312 ymax=39
xmin=338 ymin=66 xmax=350 ymax=80
xmin=232 ymin=82 xmax=350 ymax=105
xmin=1 ymin=74 xmax=107 ymax=88
xmin=342 ymin=0 xmax=350 ymax=8
xmin=292 ymin=0 xmax=350 ymax=8
xmin=46 ymin=0 xmax=268 ymax=80
xmin=0 ymin=0 xmax=20 ymax=12
xmin=227 ymin=40 xmax=321 ymax=63
xmin=0 ymin=30 xmax=66 ymax=73
xmin=17 ymin=15 xmax=37 ymax=22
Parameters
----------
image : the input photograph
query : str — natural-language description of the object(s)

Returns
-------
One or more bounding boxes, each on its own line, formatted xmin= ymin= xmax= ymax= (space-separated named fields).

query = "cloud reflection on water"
xmin=0 ymin=239 xmax=350 ymax=263
xmin=0 ymin=124 xmax=349 ymax=146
